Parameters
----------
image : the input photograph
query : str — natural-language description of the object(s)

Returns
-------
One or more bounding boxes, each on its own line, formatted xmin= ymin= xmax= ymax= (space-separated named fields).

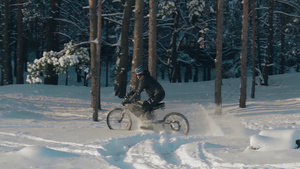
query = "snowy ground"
xmin=1 ymin=73 xmax=300 ymax=169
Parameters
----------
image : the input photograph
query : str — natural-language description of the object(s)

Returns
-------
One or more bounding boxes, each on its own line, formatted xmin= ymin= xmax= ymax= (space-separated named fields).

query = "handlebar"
xmin=121 ymin=91 xmax=137 ymax=106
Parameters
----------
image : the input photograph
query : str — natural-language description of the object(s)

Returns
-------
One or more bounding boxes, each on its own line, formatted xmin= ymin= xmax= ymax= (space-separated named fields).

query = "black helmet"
xmin=132 ymin=65 xmax=144 ymax=75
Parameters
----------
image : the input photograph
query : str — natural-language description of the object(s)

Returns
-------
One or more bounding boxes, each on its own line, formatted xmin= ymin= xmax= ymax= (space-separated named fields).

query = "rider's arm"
xmin=128 ymin=76 xmax=145 ymax=102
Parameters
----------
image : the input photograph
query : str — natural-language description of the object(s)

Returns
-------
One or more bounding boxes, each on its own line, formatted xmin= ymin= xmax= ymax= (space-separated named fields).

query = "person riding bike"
xmin=123 ymin=65 xmax=165 ymax=120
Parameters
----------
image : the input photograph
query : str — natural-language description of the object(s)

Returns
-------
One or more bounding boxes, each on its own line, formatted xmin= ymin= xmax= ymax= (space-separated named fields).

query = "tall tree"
xmin=170 ymin=0 xmax=180 ymax=83
xmin=263 ymin=0 xmax=274 ymax=86
xmin=1 ymin=0 xmax=13 ymax=86
xmin=97 ymin=0 xmax=102 ymax=105
xmin=148 ymin=0 xmax=158 ymax=79
xmin=215 ymin=0 xmax=224 ymax=115
xmin=240 ymin=0 xmax=249 ymax=108
xmin=130 ymin=0 xmax=144 ymax=89
xmin=16 ymin=0 xmax=24 ymax=84
xmin=251 ymin=0 xmax=256 ymax=99
xmin=45 ymin=0 xmax=61 ymax=85
xmin=256 ymin=0 xmax=262 ymax=73
xmin=89 ymin=0 xmax=99 ymax=121
xmin=279 ymin=3 xmax=286 ymax=74
xmin=115 ymin=0 xmax=134 ymax=98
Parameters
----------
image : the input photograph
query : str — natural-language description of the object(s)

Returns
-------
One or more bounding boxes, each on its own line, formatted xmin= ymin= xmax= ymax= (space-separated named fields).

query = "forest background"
xmin=1 ymin=0 xmax=300 ymax=119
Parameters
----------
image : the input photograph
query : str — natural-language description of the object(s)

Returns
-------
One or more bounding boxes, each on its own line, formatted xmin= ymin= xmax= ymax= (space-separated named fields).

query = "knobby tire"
xmin=107 ymin=108 xmax=132 ymax=130
xmin=162 ymin=112 xmax=189 ymax=135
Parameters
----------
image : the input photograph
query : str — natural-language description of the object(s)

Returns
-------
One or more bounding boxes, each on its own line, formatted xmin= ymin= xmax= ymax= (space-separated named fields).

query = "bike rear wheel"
xmin=107 ymin=108 xmax=132 ymax=130
xmin=162 ymin=112 xmax=189 ymax=135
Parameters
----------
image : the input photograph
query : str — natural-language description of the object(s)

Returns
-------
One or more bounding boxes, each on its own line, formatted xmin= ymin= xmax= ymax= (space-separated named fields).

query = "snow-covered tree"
xmin=156 ymin=0 xmax=208 ymax=82
xmin=26 ymin=42 xmax=89 ymax=84
xmin=1 ymin=0 xmax=13 ymax=85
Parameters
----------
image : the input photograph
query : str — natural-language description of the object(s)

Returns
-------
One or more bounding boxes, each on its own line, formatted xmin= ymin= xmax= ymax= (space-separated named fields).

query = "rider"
xmin=124 ymin=65 xmax=165 ymax=120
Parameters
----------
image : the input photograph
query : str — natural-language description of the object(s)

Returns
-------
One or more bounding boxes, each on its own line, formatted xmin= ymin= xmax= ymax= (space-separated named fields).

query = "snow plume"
xmin=182 ymin=104 xmax=224 ymax=136
xmin=187 ymin=103 xmax=249 ymax=138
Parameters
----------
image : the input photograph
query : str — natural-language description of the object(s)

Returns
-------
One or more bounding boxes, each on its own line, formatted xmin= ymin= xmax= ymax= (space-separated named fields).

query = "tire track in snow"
xmin=0 ymin=131 xmax=103 ymax=156
xmin=175 ymin=142 xmax=210 ymax=168
xmin=98 ymin=133 xmax=201 ymax=169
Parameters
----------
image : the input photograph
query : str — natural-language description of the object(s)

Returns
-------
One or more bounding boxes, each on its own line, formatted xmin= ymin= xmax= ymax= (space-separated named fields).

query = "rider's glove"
xmin=128 ymin=90 xmax=135 ymax=96
xmin=125 ymin=91 xmax=134 ymax=99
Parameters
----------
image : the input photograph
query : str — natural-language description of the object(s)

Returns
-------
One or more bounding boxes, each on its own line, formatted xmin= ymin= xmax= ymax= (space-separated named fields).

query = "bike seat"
xmin=153 ymin=102 xmax=165 ymax=110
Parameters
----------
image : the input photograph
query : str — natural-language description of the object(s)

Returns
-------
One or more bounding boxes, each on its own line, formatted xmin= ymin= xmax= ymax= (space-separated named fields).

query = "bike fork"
xmin=118 ymin=112 xmax=125 ymax=123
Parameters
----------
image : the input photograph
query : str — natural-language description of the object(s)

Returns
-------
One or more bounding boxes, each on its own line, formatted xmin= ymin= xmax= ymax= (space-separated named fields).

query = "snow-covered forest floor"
xmin=1 ymin=73 xmax=300 ymax=168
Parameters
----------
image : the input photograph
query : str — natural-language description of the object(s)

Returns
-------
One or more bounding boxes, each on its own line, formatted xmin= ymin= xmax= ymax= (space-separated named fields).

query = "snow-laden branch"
xmin=274 ymin=11 xmax=300 ymax=18
xmin=103 ymin=17 xmax=122 ymax=25
xmin=102 ymin=13 xmax=123 ymax=17
xmin=274 ymin=0 xmax=300 ymax=13
xmin=27 ymin=41 xmax=91 ymax=84
xmin=55 ymin=18 xmax=86 ymax=32
xmin=57 ymin=40 xmax=97 ymax=56
xmin=55 ymin=32 xmax=72 ymax=40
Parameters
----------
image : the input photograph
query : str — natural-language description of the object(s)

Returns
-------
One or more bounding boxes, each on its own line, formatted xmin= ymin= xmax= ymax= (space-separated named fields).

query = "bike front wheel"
xmin=107 ymin=108 xmax=132 ymax=130
xmin=162 ymin=112 xmax=189 ymax=135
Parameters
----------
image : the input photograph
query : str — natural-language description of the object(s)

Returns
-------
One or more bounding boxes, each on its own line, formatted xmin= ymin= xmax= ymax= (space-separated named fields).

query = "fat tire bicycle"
xmin=106 ymin=100 xmax=190 ymax=135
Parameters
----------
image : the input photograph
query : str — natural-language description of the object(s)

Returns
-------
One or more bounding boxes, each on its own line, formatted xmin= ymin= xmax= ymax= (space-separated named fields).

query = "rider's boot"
xmin=140 ymin=124 xmax=153 ymax=130
xmin=140 ymin=111 xmax=154 ymax=130
xmin=144 ymin=111 xmax=153 ymax=120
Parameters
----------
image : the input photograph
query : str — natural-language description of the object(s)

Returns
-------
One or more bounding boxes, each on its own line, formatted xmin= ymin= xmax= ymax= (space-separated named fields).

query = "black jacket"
xmin=130 ymin=70 xmax=165 ymax=102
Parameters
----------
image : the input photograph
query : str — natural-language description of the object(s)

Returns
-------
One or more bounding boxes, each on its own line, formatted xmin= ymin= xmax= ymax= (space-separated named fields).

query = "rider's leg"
xmin=136 ymin=101 xmax=152 ymax=120
xmin=148 ymin=91 xmax=165 ymax=108
xmin=142 ymin=92 xmax=165 ymax=120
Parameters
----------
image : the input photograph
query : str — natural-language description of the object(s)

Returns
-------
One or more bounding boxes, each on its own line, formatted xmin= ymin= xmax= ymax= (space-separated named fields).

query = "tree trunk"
xmin=256 ymin=0 xmax=262 ymax=72
xmin=170 ymin=1 xmax=180 ymax=83
xmin=97 ymin=0 xmax=102 ymax=110
xmin=263 ymin=0 xmax=274 ymax=86
xmin=251 ymin=0 xmax=256 ymax=99
xmin=1 ymin=0 xmax=13 ymax=86
xmin=193 ymin=66 xmax=198 ymax=82
xmin=239 ymin=0 xmax=249 ymax=108
xmin=45 ymin=0 xmax=61 ymax=85
xmin=148 ymin=0 xmax=158 ymax=79
xmin=203 ymin=67 xmax=207 ymax=81
xmin=89 ymin=0 xmax=99 ymax=121
xmin=130 ymin=0 xmax=144 ymax=89
xmin=104 ymin=20 xmax=109 ymax=87
xmin=16 ymin=0 xmax=24 ymax=84
xmin=279 ymin=4 xmax=286 ymax=74
xmin=215 ymin=0 xmax=224 ymax=115
xmin=177 ymin=63 xmax=181 ymax=82
xmin=115 ymin=0 xmax=134 ymax=98
xmin=184 ymin=64 xmax=189 ymax=82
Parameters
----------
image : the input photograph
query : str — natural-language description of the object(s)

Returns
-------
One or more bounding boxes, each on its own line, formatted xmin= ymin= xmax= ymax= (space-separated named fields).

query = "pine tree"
xmin=16 ymin=0 xmax=24 ymax=84
xmin=115 ymin=0 xmax=134 ymax=98
xmin=215 ymin=0 xmax=224 ymax=115
xmin=148 ymin=0 xmax=158 ymax=79
xmin=131 ymin=0 xmax=144 ymax=89
xmin=45 ymin=0 xmax=61 ymax=85
xmin=89 ymin=0 xmax=99 ymax=121
xmin=1 ymin=0 xmax=13 ymax=86
xmin=240 ymin=0 xmax=249 ymax=108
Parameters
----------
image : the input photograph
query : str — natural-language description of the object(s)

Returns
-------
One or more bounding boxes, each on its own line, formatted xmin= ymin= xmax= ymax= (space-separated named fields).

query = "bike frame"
xmin=107 ymin=100 xmax=189 ymax=135
xmin=124 ymin=101 xmax=165 ymax=121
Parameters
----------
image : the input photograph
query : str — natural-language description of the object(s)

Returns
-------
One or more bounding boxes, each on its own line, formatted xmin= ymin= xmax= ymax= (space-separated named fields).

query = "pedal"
xmin=140 ymin=125 xmax=153 ymax=130
xmin=142 ymin=119 xmax=153 ymax=123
